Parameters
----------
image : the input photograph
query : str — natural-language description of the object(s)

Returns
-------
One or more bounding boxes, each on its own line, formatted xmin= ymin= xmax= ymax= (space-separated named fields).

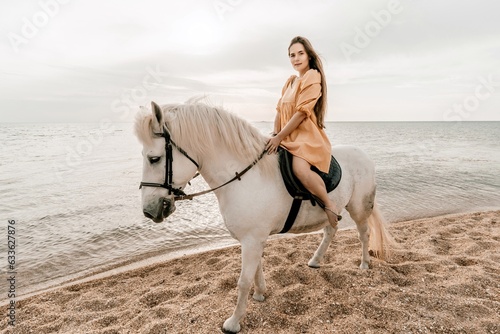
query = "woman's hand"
xmin=266 ymin=134 xmax=282 ymax=154
xmin=266 ymin=112 xmax=305 ymax=154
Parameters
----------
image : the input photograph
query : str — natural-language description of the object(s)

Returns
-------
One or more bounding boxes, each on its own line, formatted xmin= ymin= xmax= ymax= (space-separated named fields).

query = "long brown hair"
xmin=288 ymin=36 xmax=327 ymax=128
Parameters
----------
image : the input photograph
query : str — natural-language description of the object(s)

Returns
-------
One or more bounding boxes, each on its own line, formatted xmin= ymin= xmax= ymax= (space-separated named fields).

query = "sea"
xmin=1 ymin=121 xmax=499 ymax=300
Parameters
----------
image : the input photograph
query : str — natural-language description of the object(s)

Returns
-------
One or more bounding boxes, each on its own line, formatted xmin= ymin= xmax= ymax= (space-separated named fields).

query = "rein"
xmin=174 ymin=149 xmax=267 ymax=201
xmin=139 ymin=126 xmax=267 ymax=201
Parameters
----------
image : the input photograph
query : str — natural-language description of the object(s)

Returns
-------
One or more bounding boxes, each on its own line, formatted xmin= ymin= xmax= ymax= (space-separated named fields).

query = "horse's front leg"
xmin=222 ymin=238 xmax=265 ymax=333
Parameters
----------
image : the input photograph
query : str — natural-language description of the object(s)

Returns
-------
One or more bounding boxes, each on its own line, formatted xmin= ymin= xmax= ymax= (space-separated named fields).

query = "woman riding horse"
xmin=266 ymin=36 xmax=341 ymax=228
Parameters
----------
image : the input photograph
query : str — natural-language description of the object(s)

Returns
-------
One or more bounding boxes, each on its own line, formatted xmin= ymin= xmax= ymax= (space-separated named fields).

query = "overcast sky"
xmin=1 ymin=0 xmax=499 ymax=123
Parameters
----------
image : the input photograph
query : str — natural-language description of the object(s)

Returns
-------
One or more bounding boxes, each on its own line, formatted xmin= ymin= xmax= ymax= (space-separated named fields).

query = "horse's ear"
xmin=151 ymin=101 xmax=163 ymax=126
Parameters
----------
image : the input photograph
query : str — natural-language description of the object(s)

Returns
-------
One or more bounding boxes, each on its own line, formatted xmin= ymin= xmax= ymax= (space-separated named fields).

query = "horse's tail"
xmin=367 ymin=201 xmax=397 ymax=261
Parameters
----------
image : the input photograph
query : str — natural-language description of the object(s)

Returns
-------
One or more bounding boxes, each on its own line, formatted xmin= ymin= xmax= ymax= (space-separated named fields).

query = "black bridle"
xmin=139 ymin=126 xmax=267 ymax=201
xmin=139 ymin=127 xmax=199 ymax=198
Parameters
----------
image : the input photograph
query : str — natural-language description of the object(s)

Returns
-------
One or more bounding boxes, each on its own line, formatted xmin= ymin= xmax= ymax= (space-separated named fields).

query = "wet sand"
xmin=1 ymin=210 xmax=499 ymax=334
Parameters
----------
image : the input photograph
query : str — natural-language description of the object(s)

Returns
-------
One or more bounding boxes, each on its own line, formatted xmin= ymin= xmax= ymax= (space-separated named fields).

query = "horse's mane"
xmin=135 ymin=100 xmax=277 ymax=177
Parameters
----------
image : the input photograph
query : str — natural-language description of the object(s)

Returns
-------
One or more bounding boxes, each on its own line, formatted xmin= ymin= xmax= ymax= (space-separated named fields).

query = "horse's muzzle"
xmin=143 ymin=197 xmax=176 ymax=223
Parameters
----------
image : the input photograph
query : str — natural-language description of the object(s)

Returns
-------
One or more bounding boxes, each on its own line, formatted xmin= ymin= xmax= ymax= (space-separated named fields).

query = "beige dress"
xmin=276 ymin=69 xmax=332 ymax=173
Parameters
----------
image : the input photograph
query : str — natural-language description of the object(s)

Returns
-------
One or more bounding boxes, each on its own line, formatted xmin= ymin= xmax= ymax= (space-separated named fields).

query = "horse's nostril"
xmin=143 ymin=211 xmax=154 ymax=219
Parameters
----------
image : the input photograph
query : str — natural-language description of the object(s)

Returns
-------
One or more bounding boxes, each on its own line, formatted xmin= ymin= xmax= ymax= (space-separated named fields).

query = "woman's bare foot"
xmin=325 ymin=206 xmax=342 ymax=227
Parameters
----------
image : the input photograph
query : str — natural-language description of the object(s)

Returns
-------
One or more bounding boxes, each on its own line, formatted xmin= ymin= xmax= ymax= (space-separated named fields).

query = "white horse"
xmin=135 ymin=101 xmax=395 ymax=333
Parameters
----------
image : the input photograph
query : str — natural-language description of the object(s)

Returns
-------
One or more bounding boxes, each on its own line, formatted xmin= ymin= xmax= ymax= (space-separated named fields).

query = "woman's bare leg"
xmin=292 ymin=157 xmax=340 ymax=226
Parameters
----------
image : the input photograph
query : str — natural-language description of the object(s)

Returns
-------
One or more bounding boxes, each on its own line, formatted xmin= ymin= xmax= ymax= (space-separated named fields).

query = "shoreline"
xmin=4 ymin=207 xmax=499 ymax=305
xmin=4 ymin=239 xmax=240 ymax=305
xmin=1 ymin=210 xmax=498 ymax=333
xmin=5 ymin=230 xmax=329 ymax=305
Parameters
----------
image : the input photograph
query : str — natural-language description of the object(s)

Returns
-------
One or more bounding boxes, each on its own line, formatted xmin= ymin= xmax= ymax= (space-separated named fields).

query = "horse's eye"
xmin=148 ymin=156 xmax=161 ymax=164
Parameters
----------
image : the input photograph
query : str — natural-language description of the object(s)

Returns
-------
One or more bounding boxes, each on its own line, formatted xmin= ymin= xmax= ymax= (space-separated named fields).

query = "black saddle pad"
xmin=278 ymin=148 xmax=342 ymax=200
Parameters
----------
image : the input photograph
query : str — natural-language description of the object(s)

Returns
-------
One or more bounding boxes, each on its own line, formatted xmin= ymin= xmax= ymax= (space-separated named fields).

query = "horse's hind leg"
xmin=252 ymin=259 xmax=266 ymax=301
xmin=348 ymin=187 xmax=376 ymax=269
xmin=308 ymin=225 xmax=337 ymax=268
xmin=355 ymin=219 xmax=371 ymax=269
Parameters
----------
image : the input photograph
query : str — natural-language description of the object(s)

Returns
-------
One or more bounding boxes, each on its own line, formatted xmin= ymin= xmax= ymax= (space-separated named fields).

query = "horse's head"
xmin=136 ymin=102 xmax=199 ymax=223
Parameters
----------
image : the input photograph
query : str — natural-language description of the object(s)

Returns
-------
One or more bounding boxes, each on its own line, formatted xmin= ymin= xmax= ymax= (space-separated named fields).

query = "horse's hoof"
xmin=359 ymin=262 xmax=370 ymax=270
xmin=252 ymin=293 xmax=265 ymax=302
xmin=222 ymin=318 xmax=240 ymax=334
xmin=221 ymin=328 xmax=239 ymax=334
xmin=307 ymin=259 xmax=320 ymax=268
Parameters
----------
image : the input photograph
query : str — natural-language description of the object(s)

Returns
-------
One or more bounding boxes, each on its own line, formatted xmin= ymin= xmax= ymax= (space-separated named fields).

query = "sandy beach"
xmin=2 ymin=210 xmax=499 ymax=334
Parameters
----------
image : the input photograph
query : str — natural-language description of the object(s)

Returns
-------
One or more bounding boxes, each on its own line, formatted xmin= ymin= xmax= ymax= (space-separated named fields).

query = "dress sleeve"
xmin=296 ymin=70 xmax=322 ymax=117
